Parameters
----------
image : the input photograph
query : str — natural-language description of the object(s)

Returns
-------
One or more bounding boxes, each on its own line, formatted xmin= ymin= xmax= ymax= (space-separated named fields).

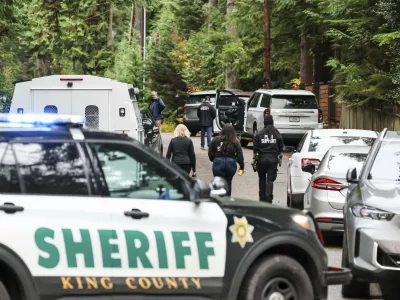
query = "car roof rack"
xmin=0 ymin=113 xmax=85 ymax=127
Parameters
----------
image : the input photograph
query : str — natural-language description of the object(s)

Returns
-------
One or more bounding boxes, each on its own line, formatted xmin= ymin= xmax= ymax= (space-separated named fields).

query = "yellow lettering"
xmin=85 ymin=277 xmax=98 ymax=289
xmin=179 ymin=277 xmax=189 ymax=289
xmin=191 ymin=278 xmax=201 ymax=289
xmin=152 ymin=277 xmax=164 ymax=289
xmin=100 ymin=277 xmax=113 ymax=290
xmin=126 ymin=277 xmax=137 ymax=290
xmin=139 ymin=278 xmax=151 ymax=289
xmin=61 ymin=277 xmax=74 ymax=289
xmin=165 ymin=277 xmax=178 ymax=289
xmin=76 ymin=277 xmax=83 ymax=289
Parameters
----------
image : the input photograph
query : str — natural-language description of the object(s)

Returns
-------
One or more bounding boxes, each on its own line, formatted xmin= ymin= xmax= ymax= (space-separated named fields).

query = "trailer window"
xmin=44 ymin=105 xmax=58 ymax=114
xmin=85 ymin=105 xmax=99 ymax=129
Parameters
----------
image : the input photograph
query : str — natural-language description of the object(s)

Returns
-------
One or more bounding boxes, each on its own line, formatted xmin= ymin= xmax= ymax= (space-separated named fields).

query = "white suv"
xmin=240 ymin=89 xmax=323 ymax=146
xmin=287 ymin=129 xmax=378 ymax=209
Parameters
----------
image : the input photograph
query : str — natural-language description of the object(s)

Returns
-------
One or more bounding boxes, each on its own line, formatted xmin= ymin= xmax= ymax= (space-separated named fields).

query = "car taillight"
xmin=312 ymin=177 xmax=346 ymax=191
xmin=301 ymin=158 xmax=320 ymax=168
xmin=264 ymin=108 xmax=270 ymax=116
xmin=60 ymin=78 xmax=83 ymax=81
xmin=318 ymin=109 xmax=323 ymax=123
xmin=121 ymin=131 xmax=128 ymax=136
xmin=317 ymin=227 xmax=324 ymax=246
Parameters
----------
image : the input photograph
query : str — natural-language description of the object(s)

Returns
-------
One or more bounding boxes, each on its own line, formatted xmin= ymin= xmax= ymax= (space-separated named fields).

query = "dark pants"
xmin=178 ymin=164 xmax=192 ymax=174
xmin=257 ymin=156 xmax=278 ymax=203
xmin=201 ymin=126 xmax=212 ymax=148
xmin=212 ymin=157 xmax=237 ymax=196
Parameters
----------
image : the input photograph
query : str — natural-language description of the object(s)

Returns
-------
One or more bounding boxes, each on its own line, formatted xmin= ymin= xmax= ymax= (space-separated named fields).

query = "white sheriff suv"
xmin=0 ymin=114 xmax=350 ymax=300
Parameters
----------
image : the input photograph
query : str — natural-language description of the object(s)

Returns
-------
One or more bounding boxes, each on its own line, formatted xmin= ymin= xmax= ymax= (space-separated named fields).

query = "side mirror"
xmin=302 ymin=164 xmax=316 ymax=175
xmin=210 ymin=177 xmax=228 ymax=198
xmin=142 ymin=119 xmax=153 ymax=129
xmin=152 ymin=126 xmax=160 ymax=134
xmin=346 ymin=167 xmax=358 ymax=184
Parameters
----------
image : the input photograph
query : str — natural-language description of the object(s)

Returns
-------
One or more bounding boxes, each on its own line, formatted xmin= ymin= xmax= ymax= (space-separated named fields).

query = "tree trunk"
xmin=300 ymin=29 xmax=313 ymax=85
xmin=108 ymin=2 xmax=113 ymax=47
xmin=129 ymin=5 xmax=135 ymax=45
xmin=208 ymin=0 xmax=217 ymax=30
xmin=263 ymin=0 xmax=271 ymax=89
xmin=225 ymin=0 xmax=240 ymax=89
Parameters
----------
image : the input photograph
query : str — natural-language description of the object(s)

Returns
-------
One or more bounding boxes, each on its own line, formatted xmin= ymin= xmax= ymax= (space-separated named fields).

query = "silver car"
xmin=303 ymin=145 xmax=371 ymax=233
xmin=342 ymin=129 xmax=400 ymax=299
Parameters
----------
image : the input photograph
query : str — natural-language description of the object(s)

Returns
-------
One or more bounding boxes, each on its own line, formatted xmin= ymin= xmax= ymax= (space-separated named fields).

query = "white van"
xmin=10 ymin=75 xmax=144 ymax=142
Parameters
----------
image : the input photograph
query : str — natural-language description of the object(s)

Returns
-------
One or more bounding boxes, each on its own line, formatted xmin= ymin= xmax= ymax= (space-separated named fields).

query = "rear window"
xmin=187 ymin=95 xmax=216 ymax=104
xmin=328 ymin=152 xmax=368 ymax=173
xmin=218 ymin=95 xmax=240 ymax=106
xmin=271 ymin=95 xmax=318 ymax=109
xmin=369 ymin=139 xmax=400 ymax=181
xmin=308 ymin=136 xmax=376 ymax=153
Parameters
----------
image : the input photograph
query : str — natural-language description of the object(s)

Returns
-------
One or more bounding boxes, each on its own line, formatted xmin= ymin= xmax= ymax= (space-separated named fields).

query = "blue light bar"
xmin=0 ymin=113 xmax=85 ymax=125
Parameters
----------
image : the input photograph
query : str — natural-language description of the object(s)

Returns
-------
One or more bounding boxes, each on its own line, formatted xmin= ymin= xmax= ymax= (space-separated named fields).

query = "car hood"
xmin=361 ymin=180 xmax=400 ymax=212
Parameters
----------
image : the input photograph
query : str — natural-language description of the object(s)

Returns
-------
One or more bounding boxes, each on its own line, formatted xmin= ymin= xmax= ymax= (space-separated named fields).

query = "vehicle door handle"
xmin=0 ymin=202 xmax=24 ymax=214
xmin=124 ymin=209 xmax=149 ymax=220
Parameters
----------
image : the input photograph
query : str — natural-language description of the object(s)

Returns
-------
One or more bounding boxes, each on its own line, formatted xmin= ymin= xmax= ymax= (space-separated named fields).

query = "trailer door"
xmin=32 ymin=90 xmax=72 ymax=114
xmin=71 ymin=90 xmax=110 ymax=130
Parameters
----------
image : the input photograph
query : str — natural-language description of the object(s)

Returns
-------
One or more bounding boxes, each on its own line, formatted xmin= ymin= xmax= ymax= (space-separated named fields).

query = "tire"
xmin=240 ymin=255 xmax=314 ymax=300
xmin=190 ymin=130 xmax=198 ymax=137
xmin=0 ymin=280 xmax=11 ymax=300
xmin=341 ymin=230 xmax=370 ymax=298
xmin=240 ymin=139 xmax=249 ymax=147
xmin=380 ymin=281 xmax=400 ymax=300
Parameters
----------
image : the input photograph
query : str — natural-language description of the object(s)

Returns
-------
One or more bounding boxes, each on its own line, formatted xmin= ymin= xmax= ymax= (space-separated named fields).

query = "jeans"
xmin=212 ymin=157 xmax=237 ymax=196
xmin=201 ymin=126 xmax=212 ymax=148
xmin=257 ymin=155 xmax=278 ymax=203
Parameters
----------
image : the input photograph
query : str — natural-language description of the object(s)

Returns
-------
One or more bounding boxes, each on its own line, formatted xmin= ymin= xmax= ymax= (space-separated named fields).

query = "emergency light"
xmin=0 ymin=113 xmax=85 ymax=126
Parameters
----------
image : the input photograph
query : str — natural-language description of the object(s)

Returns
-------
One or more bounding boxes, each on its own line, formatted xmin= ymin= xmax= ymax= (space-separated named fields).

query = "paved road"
xmin=162 ymin=133 xmax=382 ymax=300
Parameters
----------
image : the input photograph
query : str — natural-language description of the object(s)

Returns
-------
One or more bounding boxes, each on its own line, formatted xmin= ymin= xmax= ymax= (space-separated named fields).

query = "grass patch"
xmin=161 ymin=122 xmax=176 ymax=133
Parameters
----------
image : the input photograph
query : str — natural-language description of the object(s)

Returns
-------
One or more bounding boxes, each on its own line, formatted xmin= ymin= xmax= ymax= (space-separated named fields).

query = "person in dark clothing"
xmin=166 ymin=124 xmax=196 ymax=176
xmin=253 ymin=114 xmax=284 ymax=203
xmin=197 ymin=96 xmax=216 ymax=150
xmin=149 ymin=91 xmax=166 ymax=127
xmin=208 ymin=124 xmax=244 ymax=196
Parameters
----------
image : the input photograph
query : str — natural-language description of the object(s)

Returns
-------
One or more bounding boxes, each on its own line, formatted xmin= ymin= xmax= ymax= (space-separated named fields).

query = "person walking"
xmin=149 ymin=91 xmax=166 ymax=127
xmin=253 ymin=114 xmax=284 ymax=203
xmin=166 ymin=124 xmax=196 ymax=176
xmin=208 ymin=124 xmax=244 ymax=196
xmin=197 ymin=96 xmax=216 ymax=150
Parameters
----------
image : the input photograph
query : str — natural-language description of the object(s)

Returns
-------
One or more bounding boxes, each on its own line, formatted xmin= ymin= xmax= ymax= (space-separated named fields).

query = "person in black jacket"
xmin=197 ymin=96 xmax=216 ymax=150
xmin=166 ymin=124 xmax=196 ymax=176
xmin=208 ymin=124 xmax=244 ymax=196
xmin=253 ymin=114 xmax=284 ymax=203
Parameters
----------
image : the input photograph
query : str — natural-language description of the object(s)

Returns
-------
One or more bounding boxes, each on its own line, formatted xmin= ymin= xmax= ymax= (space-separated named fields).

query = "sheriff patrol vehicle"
xmin=0 ymin=114 xmax=350 ymax=300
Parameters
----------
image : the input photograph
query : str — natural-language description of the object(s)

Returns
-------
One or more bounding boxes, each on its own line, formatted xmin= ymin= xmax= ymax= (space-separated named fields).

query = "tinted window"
xmin=91 ymin=143 xmax=186 ymax=200
xmin=238 ymin=96 xmax=250 ymax=103
xmin=369 ymin=140 xmax=400 ymax=181
xmin=218 ymin=95 xmax=240 ymax=106
xmin=271 ymin=95 xmax=318 ymax=109
xmin=187 ymin=95 xmax=215 ymax=104
xmin=297 ymin=134 xmax=307 ymax=152
xmin=249 ymin=93 xmax=260 ymax=108
xmin=85 ymin=105 xmax=99 ymax=129
xmin=13 ymin=142 xmax=89 ymax=195
xmin=328 ymin=152 xmax=368 ymax=173
xmin=308 ymin=136 xmax=375 ymax=153
xmin=0 ymin=143 xmax=20 ymax=193
xmin=260 ymin=94 xmax=271 ymax=108
xmin=44 ymin=105 xmax=58 ymax=114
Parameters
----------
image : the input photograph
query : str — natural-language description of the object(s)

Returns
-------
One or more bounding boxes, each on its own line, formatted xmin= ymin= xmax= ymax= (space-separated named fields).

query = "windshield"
xmin=308 ymin=136 xmax=376 ymax=153
xmin=187 ymin=95 xmax=215 ymax=104
xmin=328 ymin=152 xmax=368 ymax=174
xmin=271 ymin=95 xmax=318 ymax=109
xmin=369 ymin=139 xmax=400 ymax=182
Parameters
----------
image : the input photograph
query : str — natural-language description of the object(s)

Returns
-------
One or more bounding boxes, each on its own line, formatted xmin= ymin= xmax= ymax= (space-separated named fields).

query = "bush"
xmin=161 ymin=122 xmax=176 ymax=133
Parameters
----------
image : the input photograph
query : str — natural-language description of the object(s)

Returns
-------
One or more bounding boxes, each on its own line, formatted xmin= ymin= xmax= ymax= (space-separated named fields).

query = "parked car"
xmin=183 ymin=89 xmax=248 ymax=136
xmin=287 ymin=129 xmax=378 ymax=209
xmin=240 ymin=89 xmax=323 ymax=147
xmin=342 ymin=129 xmax=400 ymax=299
xmin=141 ymin=108 xmax=163 ymax=154
xmin=303 ymin=145 xmax=371 ymax=233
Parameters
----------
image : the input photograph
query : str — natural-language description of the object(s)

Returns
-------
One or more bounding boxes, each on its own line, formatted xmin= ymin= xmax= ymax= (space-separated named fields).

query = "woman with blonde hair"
xmin=166 ymin=124 xmax=196 ymax=176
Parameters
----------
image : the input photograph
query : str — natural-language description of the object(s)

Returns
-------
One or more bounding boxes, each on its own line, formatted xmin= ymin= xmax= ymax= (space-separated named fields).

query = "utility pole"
xmin=142 ymin=7 xmax=147 ymax=102
xmin=263 ymin=0 xmax=271 ymax=89
xmin=108 ymin=2 xmax=114 ymax=48
xmin=129 ymin=5 xmax=135 ymax=45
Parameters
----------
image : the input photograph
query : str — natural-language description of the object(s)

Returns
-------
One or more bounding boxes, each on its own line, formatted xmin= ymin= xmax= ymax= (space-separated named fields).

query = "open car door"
xmin=215 ymin=89 xmax=247 ymax=135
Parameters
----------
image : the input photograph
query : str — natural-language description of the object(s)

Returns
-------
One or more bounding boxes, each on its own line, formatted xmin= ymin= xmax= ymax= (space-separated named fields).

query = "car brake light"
xmin=121 ymin=131 xmax=128 ymax=136
xmin=264 ymin=108 xmax=270 ymax=116
xmin=301 ymin=158 xmax=320 ymax=168
xmin=318 ymin=109 xmax=323 ymax=123
xmin=317 ymin=227 xmax=324 ymax=246
xmin=60 ymin=78 xmax=83 ymax=81
xmin=312 ymin=178 xmax=346 ymax=191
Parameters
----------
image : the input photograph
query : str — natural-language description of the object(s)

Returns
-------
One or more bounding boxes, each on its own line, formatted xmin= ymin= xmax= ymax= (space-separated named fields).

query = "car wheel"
xmin=240 ymin=139 xmax=249 ymax=147
xmin=0 ymin=280 xmax=11 ymax=300
xmin=379 ymin=281 xmax=400 ymax=300
xmin=240 ymin=255 xmax=314 ymax=300
xmin=341 ymin=229 xmax=370 ymax=298
xmin=190 ymin=130 xmax=198 ymax=137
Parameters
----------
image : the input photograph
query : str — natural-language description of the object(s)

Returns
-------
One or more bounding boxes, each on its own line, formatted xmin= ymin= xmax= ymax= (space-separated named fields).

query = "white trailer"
xmin=10 ymin=75 xmax=144 ymax=143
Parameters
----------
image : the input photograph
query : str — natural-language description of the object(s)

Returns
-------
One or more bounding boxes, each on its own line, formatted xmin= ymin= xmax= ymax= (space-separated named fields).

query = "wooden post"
xmin=263 ymin=0 xmax=271 ymax=89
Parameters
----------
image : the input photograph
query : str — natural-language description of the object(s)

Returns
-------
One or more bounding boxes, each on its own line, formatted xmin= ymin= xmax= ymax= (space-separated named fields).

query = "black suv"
xmin=0 ymin=114 xmax=350 ymax=300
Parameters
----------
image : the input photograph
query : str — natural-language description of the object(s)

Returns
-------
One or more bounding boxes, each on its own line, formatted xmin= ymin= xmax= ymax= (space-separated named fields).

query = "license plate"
xmin=289 ymin=117 xmax=300 ymax=122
